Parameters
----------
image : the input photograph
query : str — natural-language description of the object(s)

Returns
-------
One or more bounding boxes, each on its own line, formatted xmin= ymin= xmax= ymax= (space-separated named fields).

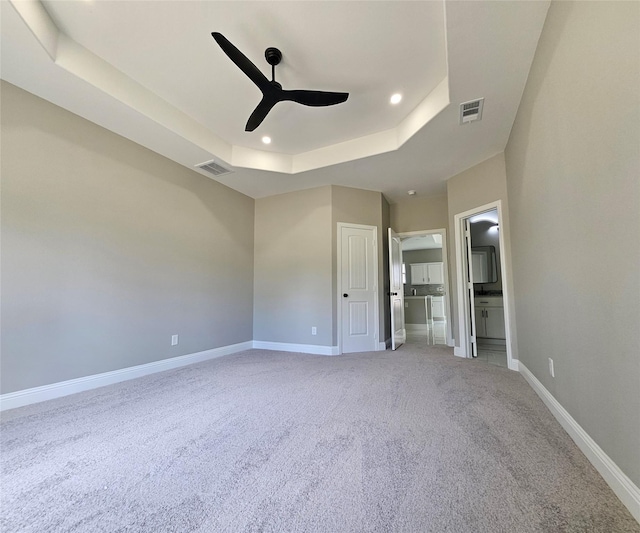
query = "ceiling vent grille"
xmin=195 ymin=159 xmax=233 ymax=177
xmin=459 ymin=98 xmax=484 ymax=125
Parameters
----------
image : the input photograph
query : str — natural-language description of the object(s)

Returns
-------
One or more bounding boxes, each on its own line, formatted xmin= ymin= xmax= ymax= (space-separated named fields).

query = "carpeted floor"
xmin=1 ymin=340 xmax=638 ymax=532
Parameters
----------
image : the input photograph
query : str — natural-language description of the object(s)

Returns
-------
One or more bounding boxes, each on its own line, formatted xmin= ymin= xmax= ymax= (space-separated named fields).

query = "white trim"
xmin=377 ymin=342 xmax=387 ymax=351
xmin=0 ymin=341 xmax=253 ymax=411
xmin=336 ymin=223 xmax=380 ymax=355
xmin=252 ymin=341 xmax=339 ymax=356
xmin=519 ymin=362 xmax=640 ymax=523
xmin=454 ymin=346 xmax=466 ymax=358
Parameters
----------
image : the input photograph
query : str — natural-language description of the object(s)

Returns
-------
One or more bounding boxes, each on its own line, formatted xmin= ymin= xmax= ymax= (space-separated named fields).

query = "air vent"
xmin=459 ymin=98 xmax=484 ymax=125
xmin=195 ymin=159 xmax=233 ymax=177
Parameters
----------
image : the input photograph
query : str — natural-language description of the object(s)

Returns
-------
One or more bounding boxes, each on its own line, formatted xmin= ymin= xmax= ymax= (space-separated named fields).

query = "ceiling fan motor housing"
xmin=265 ymin=47 xmax=282 ymax=66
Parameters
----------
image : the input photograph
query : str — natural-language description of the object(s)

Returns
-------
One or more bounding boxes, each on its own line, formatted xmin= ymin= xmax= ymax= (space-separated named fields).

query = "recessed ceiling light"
xmin=390 ymin=93 xmax=402 ymax=105
xmin=407 ymin=190 xmax=416 ymax=196
xmin=261 ymin=136 xmax=271 ymax=145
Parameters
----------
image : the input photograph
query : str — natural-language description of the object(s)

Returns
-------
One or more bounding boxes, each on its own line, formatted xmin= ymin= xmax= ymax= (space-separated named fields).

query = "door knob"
xmin=343 ymin=293 xmax=349 ymax=298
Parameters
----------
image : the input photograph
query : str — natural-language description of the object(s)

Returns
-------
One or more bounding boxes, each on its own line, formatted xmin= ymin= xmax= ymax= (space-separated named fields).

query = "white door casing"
xmin=388 ymin=228 xmax=406 ymax=350
xmin=338 ymin=224 xmax=378 ymax=353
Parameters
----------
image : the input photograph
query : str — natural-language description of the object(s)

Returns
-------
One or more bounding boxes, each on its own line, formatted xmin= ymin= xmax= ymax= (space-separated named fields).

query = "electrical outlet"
xmin=548 ymin=357 xmax=555 ymax=378
xmin=171 ymin=334 xmax=179 ymax=346
xmin=311 ymin=327 xmax=317 ymax=336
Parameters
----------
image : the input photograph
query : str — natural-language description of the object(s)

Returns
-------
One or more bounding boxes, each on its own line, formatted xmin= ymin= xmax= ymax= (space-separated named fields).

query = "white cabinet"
xmin=409 ymin=262 xmax=444 ymax=285
xmin=430 ymin=296 xmax=445 ymax=319
xmin=474 ymin=297 xmax=505 ymax=339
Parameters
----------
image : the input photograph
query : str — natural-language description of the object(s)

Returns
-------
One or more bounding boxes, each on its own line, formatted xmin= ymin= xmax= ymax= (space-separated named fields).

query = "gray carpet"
xmin=2 ymin=340 xmax=638 ymax=532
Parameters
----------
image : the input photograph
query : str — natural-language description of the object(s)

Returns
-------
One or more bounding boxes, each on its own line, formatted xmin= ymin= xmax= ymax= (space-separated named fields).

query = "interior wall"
xmin=389 ymin=195 xmax=448 ymax=233
xmin=445 ymin=153 xmax=518 ymax=357
xmin=402 ymin=249 xmax=443 ymax=264
xmin=0 ymin=81 xmax=255 ymax=394
xmin=253 ymin=186 xmax=333 ymax=347
xmin=504 ymin=0 xmax=640 ymax=485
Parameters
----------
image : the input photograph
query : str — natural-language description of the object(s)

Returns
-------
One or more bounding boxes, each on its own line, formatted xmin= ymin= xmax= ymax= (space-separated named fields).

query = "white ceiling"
xmin=402 ymin=234 xmax=443 ymax=251
xmin=0 ymin=0 xmax=550 ymax=202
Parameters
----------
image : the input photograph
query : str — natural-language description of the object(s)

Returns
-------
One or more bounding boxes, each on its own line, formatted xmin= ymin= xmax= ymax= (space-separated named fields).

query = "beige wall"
xmin=1 ymin=82 xmax=255 ymax=393
xmin=446 ymin=153 xmax=518 ymax=356
xmin=389 ymin=195 xmax=448 ymax=233
xmin=504 ymin=1 xmax=640 ymax=485
xmin=253 ymin=186 xmax=333 ymax=346
xmin=254 ymin=185 xmax=389 ymax=348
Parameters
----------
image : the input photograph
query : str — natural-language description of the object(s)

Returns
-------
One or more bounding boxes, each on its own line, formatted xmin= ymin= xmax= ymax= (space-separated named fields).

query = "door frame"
xmin=396 ymin=228 xmax=453 ymax=347
xmin=336 ymin=222 xmax=380 ymax=355
xmin=453 ymin=200 xmax=516 ymax=370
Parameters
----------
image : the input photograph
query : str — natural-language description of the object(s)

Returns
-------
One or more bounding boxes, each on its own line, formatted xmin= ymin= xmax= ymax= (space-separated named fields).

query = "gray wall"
xmin=1 ymin=81 xmax=255 ymax=394
xmin=253 ymin=186 xmax=333 ymax=346
xmin=504 ymin=1 xmax=640 ymax=485
xmin=403 ymin=249 xmax=443 ymax=265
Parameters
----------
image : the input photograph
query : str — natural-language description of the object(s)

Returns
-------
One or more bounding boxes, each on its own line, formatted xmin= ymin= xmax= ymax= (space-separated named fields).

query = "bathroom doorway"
xmin=468 ymin=209 xmax=507 ymax=367
xmin=454 ymin=200 xmax=516 ymax=370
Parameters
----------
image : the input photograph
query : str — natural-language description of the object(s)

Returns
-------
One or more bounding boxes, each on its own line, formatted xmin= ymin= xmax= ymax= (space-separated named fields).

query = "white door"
xmin=340 ymin=225 xmax=378 ymax=353
xmin=464 ymin=218 xmax=478 ymax=358
xmin=388 ymin=228 xmax=406 ymax=350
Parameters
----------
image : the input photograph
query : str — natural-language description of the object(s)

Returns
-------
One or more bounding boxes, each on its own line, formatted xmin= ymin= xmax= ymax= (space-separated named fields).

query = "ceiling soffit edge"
xmin=8 ymin=0 xmax=450 ymax=175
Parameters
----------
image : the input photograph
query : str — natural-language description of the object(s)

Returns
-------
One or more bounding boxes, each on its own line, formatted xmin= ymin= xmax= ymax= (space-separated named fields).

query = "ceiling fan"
xmin=211 ymin=32 xmax=349 ymax=132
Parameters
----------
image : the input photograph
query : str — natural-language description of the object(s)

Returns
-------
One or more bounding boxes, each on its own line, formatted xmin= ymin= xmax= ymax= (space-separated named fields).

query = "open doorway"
xmin=468 ymin=209 xmax=507 ymax=367
xmin=454 ymin=201 xmax=516 ymax=370
xmin=388 ymin=228 xmax=453 ymax=349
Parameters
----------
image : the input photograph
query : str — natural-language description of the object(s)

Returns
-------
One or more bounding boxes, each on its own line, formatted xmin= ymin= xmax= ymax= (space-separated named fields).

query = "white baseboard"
xmin=508 ymin=359 xmax=519 ymax=372
xmin=519 ymin=362 xmax=640 ymax=523
xmin=377 ymin=341 xmax=387 ymax=351
xmin=252 ymin=340 xmax=339 ymax=356
xmin=0 ymin=341 xmax=254 ymax=412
